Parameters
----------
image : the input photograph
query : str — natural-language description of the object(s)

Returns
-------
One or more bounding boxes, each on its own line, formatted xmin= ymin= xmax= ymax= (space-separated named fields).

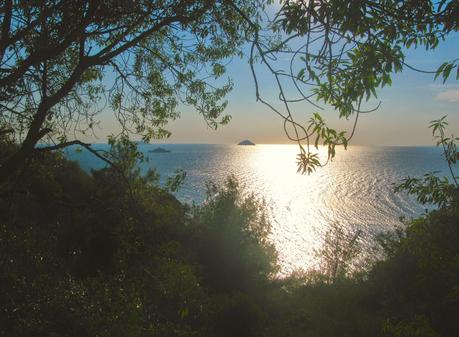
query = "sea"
xmin=66 ymin=144 xmax=456 ymax=273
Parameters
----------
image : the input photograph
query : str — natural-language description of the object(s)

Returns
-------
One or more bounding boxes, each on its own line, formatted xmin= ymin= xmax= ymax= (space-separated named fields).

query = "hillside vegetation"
xmin=1 ymin=140 xmax=458 ymax=337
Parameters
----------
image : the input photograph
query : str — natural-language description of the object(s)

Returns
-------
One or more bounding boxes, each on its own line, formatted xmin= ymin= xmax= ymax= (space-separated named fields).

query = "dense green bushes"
xmin=0 ymin=143 xmax=277 ymax=337
xmin=1 ymin=141 xmax=458 ymax=336
xmin=370 ymin=196 xmax=459 ymax=337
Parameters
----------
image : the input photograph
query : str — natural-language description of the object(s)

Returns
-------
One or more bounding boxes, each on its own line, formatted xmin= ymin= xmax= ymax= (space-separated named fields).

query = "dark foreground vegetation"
xmin=1 ymin=139 xmax=458 ymax=337
xmin=1 ymin=1 xmax=458 ymax=335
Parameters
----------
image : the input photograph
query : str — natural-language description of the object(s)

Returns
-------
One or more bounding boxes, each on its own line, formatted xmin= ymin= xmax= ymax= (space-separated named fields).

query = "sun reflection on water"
xmin=237 ymin=145 xmax=336 ymax=273
xmin=71 ymin=143 xmax=442 ymax=274
xmin=219 ymin=144 xmax=428 ymax=274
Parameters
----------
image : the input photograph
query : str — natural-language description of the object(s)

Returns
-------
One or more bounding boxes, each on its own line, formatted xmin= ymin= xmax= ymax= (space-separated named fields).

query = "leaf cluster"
xmin=395 ymin=116 xmax=458 ymax=208
xmin=0 ymin=0 xmax=265 ymax=181
xmin=247 ymin=0 xmax=459 ymax=173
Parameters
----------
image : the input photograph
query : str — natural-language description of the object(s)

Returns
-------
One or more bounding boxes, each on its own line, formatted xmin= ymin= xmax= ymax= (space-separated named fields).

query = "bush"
xmin=0 ymin=143 xmax=278 ymax=337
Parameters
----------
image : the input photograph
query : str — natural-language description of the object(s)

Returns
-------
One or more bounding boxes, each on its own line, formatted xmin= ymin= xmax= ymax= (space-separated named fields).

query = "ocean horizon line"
xmin=42 ymin=142 xmax=440 ymax=148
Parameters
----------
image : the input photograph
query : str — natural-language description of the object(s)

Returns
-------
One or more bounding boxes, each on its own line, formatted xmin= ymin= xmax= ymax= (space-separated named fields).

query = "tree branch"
xmin=0 ymin=0 xmax=13 ymax=61
xmin=36 ymin=140 xmax=116 ymax=168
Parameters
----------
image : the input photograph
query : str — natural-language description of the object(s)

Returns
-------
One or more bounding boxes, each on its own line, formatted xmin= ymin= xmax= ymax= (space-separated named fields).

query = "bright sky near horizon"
xmin=96 ymin=30 xmax=459 ymax=146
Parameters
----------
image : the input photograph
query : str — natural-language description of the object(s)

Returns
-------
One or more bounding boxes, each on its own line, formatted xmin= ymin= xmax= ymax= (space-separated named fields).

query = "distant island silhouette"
xmin=238 ymin=140 xmax=255 ymax=145
xmin=149 ymin=147 xmax=171 ymax=153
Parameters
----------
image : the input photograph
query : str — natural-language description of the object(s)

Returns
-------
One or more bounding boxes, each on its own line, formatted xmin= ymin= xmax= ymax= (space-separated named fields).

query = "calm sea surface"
xmin=67 ymin=144 xmax=455 ymax=273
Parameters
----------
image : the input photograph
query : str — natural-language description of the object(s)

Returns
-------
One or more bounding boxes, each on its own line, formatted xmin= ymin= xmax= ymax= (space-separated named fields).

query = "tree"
xmin=0 ymin=140 xmax=279 ymax=336
xmin=396 ymin=116 xmax=458 ymax=206
xmin=239 ymin=0 xmax=459 ymax=173
xmin=0 ymin=0 xmax=264 ymax=183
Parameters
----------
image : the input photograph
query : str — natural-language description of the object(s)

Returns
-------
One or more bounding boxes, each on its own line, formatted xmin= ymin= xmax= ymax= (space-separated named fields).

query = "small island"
xmin=149 ymin=147 xmax=171 ymax=153
xmin=237 ymin=139 xmax=255 ymax=146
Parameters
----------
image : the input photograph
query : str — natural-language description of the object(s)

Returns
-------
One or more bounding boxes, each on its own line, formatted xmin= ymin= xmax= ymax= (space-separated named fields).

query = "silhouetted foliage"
xmin=0 ymin=0 xmax=264 ymax=182
xmin=0 ymin=140 xmax=278 ymax=336
xmin=1 ymin=124 xmax=458 ymax=336
xmin=1 ymin=1 xmax=459 ymax=336
xmin=371 ymin=193 xmax=459 ymax=337
xmin=239 ymin=0 xmax=459 ymax=172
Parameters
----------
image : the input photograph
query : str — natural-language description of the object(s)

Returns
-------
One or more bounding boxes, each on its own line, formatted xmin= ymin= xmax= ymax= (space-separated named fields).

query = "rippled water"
xmin=68 ymin=144 xmax=455 ymax=273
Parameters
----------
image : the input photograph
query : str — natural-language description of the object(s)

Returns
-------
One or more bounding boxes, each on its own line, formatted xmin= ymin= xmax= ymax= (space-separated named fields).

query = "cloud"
xmin=435 ymin=89 xmax=459 ymax=102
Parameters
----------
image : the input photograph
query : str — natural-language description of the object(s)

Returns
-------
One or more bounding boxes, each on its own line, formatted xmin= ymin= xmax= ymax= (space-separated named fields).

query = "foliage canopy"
xmin=244 ymin=0 xmax=459 ymax=172
xmin=0 ymin=0 xmax=263 ymax=181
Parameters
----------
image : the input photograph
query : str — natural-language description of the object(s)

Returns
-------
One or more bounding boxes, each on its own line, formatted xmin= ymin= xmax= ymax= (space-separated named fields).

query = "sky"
xmin=96 ymin=23 xmax=459 ymax=146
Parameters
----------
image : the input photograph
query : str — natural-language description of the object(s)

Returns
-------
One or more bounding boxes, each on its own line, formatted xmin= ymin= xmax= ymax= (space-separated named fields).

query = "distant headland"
xmin=149 ymin=147 xmax=171 ymax=153
xmin=238 ymin=140 xmax=255 ymax=146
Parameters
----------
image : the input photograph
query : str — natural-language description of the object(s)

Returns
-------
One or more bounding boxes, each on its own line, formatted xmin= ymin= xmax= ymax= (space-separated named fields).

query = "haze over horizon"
xmin=93 ymin=33 xmax=459 ymax=146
